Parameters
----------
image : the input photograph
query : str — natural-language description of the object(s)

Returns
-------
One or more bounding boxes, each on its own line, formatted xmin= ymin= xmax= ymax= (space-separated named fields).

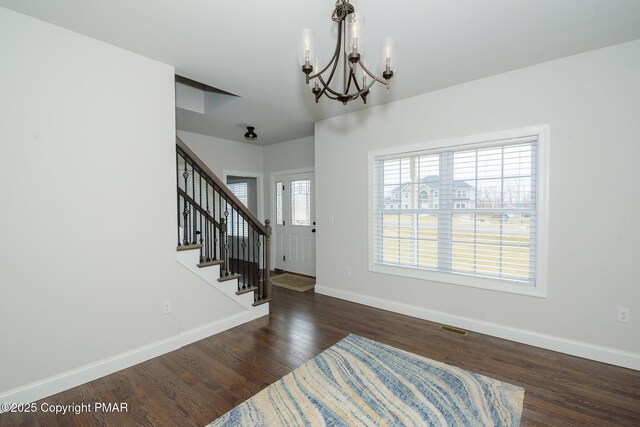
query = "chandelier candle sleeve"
xmin=356 ymin=60 xmax=368 ymax=87
xmin=346 ymin=13 xmax=365 ymax=56
xmin=298 ymin=29 xmax=316 ymax=67
xmin=298 ymin=0 xmax=395 ymax=105
xmin=382 ymin=36 xmax=395 ymax=75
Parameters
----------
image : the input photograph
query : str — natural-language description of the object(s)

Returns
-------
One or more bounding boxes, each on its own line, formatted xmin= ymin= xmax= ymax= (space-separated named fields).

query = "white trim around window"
xmin=367 ymin=125 xmax=550 ymax=297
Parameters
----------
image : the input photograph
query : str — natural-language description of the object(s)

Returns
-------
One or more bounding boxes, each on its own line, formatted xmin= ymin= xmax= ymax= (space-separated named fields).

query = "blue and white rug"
xmin=208 ymin=334 xmax=525 ymax=426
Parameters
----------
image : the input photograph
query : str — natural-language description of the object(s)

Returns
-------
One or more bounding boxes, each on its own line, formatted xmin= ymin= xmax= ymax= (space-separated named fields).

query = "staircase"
xmin=176 ymin=137 xmax=272 ymax=310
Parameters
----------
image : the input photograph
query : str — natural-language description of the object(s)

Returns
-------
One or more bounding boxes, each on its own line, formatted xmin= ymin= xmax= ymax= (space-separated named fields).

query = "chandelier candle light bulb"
xmin=382 ymin=36 xmax=395 ymax=81
xmin=298 ymin=28 xmax=316 ymax=80
xmin=347 ymin=13 xmax=365 ymax=58
xmin=299 ymin=0 xmax=395 ymax=105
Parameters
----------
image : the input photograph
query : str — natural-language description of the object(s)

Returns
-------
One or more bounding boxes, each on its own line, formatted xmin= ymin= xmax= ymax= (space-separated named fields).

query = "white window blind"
xmin=373 ymin=135 xmax=539 ymax=287
xmin=227 ymin=181 xmax=249 ymax=237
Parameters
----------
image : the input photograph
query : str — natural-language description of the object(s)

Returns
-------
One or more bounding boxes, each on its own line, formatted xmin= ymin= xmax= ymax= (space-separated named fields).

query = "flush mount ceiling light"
xmin=244 ymin=126 xmax=257 ymax=141
xmin=299 ymin=0 xmax=395 ymax=105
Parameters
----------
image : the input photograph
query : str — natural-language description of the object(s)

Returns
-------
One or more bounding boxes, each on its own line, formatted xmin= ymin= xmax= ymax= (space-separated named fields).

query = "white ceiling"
xmin=2 ymin=0 xmax=640 ymax=145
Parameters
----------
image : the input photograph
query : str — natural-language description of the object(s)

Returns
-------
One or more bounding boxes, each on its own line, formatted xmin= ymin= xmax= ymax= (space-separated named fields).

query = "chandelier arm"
xmin=309 ymin=12 xmax=344 ymax=81
xmin=308 ymin=32 xmax=342 ymax=80
xmin=351 ymin=66 xmax=362 ymax=91
xmin=348 ymin=78 xmax=377 ymax=100
xmin=358 ymin=60 xmax=389 ymax=85
xmin=314 ymin=19 xmax=345 ymax=99
xmin=349 ymin=69 xmax=367 ymax=102
xmin=344 ymin=64 xmax=355 ymax=94
xmin=318 ymin=61 xmax=376 ymax=100
xmin=317 ymin=74 xmax=348 ymax=98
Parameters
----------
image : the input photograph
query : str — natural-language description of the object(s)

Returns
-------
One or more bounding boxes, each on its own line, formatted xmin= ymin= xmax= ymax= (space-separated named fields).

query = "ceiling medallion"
xmin=298 ymin=0 xmax=395 ymax=105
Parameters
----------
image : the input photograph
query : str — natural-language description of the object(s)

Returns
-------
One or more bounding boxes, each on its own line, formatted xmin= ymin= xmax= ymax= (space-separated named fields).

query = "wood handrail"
xmin=176 ymin=137 xmax=267 ymax=235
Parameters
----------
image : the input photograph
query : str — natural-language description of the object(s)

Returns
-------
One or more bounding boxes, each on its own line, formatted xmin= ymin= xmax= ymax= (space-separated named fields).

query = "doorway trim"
xmin=269 ymin=167 xmax=315 ymax=270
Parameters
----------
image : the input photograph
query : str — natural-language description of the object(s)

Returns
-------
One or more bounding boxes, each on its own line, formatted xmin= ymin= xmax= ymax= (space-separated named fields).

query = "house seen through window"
xmin=370 ymin=127 xmax=548 ymax=295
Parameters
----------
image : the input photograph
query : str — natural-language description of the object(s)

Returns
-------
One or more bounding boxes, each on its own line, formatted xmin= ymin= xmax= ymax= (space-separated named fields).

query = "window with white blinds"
xmin=370 ymin=127 xmax=549 ymax=296
xmin=227 ymin=181 xmax=249 ymax=237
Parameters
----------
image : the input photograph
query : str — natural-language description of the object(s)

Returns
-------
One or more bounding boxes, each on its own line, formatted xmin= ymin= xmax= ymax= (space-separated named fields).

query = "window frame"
xmin=290 ymin=178 xmax=312 ymax=227
xmin=367 ymin=125 xmax=549 ymax=297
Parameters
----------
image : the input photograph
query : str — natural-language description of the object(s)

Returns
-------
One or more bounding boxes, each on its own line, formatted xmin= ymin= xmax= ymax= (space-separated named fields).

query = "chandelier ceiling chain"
xmin=298 ymin=0 xmax=395 ymax=105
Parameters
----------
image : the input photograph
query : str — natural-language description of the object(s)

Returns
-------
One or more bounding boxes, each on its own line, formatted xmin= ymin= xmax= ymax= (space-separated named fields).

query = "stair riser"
xmin=177 ymin=249 xmax=255 ymax=309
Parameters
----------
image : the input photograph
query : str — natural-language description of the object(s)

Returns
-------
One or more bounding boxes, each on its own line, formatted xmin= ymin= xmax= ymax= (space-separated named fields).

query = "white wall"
xmin=176 ymin=82 xmax=205 ymax=114
xmin=177 ymin=263 xmax=247 ymax=331
xmin=263 ymin=136 xmax=315 ymax=222
xmin=315 ymin=40 xmax=640 ymax=369
xmin=263 ymin=136 xmax=315 ymax=175
xmin=178 ymin=130 xmax=264 ymax=179
xmin=0 ymin=8 xmax=248 ymax=403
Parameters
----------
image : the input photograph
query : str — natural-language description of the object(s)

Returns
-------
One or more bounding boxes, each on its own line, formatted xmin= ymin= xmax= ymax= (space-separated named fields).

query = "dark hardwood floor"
xmin=2 ymin=286 xmax=639 ymax=426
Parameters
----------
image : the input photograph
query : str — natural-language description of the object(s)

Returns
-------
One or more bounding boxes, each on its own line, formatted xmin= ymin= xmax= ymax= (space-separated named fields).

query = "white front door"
xmin=273 ymin=172 xmax=316 ymax=276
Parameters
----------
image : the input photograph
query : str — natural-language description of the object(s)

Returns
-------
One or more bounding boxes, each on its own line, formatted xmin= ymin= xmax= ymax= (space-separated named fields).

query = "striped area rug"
xmin=208 ymin=334 xmax=525 ymax=426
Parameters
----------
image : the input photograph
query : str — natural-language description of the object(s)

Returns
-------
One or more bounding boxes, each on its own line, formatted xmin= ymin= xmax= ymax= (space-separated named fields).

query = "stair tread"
xmin=252 ymin=298 xmax=272 ymax=307
xmin=177 ymin=244 xmax=202 ymax=252
xmin=218 ymin=273 xmax=242 ymax=283
xmin=198 ymin=259 xmax=224 ymax=268
xmin=236 ymin=286 xmax=258 ymax=295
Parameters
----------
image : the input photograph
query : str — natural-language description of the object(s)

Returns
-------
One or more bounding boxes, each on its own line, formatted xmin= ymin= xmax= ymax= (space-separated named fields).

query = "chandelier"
xmin=298 ymin=0 xmax=395 ymax=105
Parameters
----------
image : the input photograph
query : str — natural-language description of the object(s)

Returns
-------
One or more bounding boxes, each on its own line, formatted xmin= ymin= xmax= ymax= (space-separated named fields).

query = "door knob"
xmin=312 ymin=229 xmax=316 ymax=233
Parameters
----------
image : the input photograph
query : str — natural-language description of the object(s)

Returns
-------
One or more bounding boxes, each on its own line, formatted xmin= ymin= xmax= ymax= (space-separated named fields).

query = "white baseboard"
xmin=0 ymin=336 xmax=180 ymax=409
xmin=316 ymin=285 xmax=640 ymax=371
xmin=179 ymin=305 xmax=269 ymax=347
xmin=0 ymin=309 xmax=268 ymax=409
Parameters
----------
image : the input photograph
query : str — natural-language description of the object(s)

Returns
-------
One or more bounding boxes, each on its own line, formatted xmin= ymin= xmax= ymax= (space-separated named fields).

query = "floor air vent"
xmin=438 ymin=325 xmax=469 ymax=336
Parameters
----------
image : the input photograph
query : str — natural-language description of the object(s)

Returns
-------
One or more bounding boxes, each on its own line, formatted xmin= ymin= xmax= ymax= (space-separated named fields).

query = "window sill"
xmin=369 ymin=263 xmax=547 ymax=298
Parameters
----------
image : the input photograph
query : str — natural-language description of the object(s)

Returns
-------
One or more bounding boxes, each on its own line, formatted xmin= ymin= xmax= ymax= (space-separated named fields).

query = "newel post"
xmin=264 ymin=219 xmax=272 ymax=299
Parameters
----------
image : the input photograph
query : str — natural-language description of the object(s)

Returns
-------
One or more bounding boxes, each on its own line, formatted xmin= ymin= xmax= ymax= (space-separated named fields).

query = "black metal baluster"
xmin=235 ymin=204 xmax=239 ymax=277
xmin=232 ymin=202 xmax=236 ymax=275
xmin=210 ymin=182 xmax=214 ymax=261
xmin=209 ymin=181 xmax=215 ymax=261
xmin=217 ymin=188 xmax=221 ymax=271
xmin=224 ymin=200 xmax=230 ymax=275
xmin=176 ymin=151 xmax=180 ymax=246
xmin=247 ymin=226 xmax=251 ymax=289
xmin=198 ymin=173 xmax=203 ymax=261
xmin=198 ymin=174 xmax=202 ymax=254
xmin=219 ymin=188 xmax=224 ymax=266
xmin=182 ymin=159 xmax=189 ymax=245
xmin=241 ymin=217 xmax=246 ymax=290
xmin=220 ymin=217 xmax=226 ymax=275
xmin=254 ymin=228 xmax=258 ymax=290
xmin=191 ymin=161 xmax=197 ymax=244
xmin=205 ymin=181 xmax=210 ymax=261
